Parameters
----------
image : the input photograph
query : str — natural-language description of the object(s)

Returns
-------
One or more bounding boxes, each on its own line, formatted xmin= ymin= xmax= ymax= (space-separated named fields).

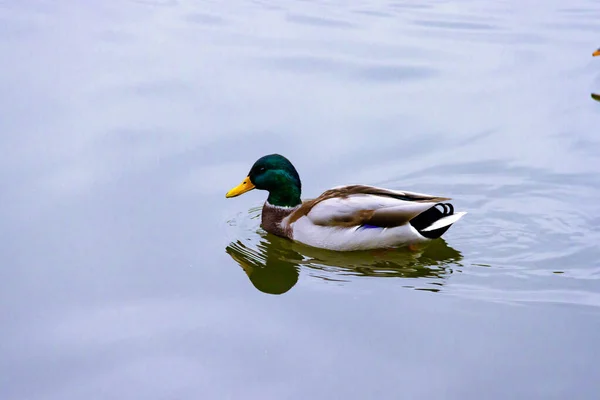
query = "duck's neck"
xmin=261 ymin=179 xmax=301 ymax=239
xmin=266 ymin=186 xmax=301 ymax=208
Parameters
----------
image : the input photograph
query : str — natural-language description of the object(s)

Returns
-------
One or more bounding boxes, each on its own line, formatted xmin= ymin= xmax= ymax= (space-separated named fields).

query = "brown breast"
xmin=261 ymin=203 xmax=295 ymax=239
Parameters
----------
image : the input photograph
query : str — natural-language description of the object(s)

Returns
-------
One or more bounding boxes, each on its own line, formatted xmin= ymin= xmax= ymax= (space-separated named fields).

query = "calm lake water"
xmin=2 ymin=0 xmax=600 ymax=399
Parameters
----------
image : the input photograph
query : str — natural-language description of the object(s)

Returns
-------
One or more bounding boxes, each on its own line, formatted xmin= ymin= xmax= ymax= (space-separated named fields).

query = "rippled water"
xmin=2 ymin=0 xmax=600 ymax=399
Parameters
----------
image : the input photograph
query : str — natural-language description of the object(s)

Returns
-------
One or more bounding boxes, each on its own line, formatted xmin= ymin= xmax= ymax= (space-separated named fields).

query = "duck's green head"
xmin=226 ymin=154 xmax=302 ymax=207
xmin=594 ymin=48 xmax=600 ymax=57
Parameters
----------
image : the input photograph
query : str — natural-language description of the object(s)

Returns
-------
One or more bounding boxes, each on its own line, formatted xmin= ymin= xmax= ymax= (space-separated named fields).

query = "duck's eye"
xmin=258 ymin=167 xmax=266 ymax=173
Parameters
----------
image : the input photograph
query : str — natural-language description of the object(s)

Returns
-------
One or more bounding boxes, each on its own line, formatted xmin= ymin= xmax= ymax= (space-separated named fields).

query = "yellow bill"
xmin=226 ymin=176 xmax=255 ymax=198
xmin=593 ymin=49 xmax=600 ymax=57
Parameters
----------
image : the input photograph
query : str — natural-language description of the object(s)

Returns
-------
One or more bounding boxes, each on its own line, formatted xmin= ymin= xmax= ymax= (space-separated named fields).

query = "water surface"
xmin=2 ymin=0 xmax=600 ymax=399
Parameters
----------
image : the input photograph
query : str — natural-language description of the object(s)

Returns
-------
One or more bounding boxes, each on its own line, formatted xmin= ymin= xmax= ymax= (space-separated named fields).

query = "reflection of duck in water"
xmin=225 ymin=231 xmax=463 ymax=295
xmin=226 ymin=237 xmax=301 ymax=295
xmin=295 ymin=236 xmax=463 ymax=283
xmin=226 ymin=154 xmax=466 ymax=251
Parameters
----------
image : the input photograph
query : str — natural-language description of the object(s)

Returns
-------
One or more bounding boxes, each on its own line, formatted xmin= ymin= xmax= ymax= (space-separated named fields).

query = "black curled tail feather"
xmin=409 ymin=203 xmax=454 ymax=239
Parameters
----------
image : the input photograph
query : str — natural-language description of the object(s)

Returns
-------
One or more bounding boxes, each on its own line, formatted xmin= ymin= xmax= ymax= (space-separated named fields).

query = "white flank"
xmin=290 ymin=216 xmax=429 ymax=251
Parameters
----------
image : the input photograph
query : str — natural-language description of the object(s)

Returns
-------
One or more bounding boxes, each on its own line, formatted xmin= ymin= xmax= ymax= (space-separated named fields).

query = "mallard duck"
xmin=594 ymin=48 xmax=600 ymax=57
xmin=225 ymin=154 xmax=466 ymax=251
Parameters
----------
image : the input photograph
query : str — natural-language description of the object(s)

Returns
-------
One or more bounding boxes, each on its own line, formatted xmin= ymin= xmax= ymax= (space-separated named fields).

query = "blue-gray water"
xmin=2 ymin=0 xmax=600 ymax=399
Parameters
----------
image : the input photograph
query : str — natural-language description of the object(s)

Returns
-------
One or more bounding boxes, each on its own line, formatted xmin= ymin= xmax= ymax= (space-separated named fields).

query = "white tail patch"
xmin=421 ymin=212 xmax=467 ymax=232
